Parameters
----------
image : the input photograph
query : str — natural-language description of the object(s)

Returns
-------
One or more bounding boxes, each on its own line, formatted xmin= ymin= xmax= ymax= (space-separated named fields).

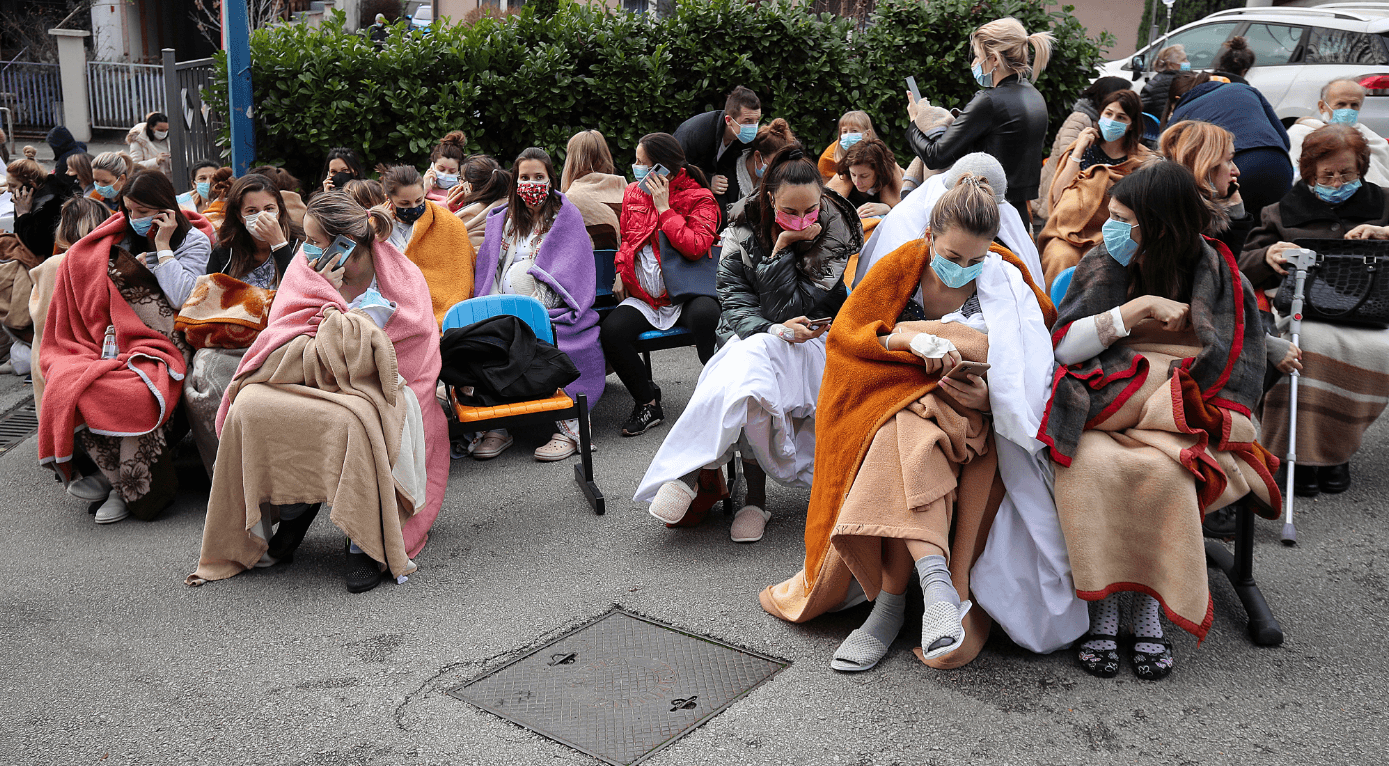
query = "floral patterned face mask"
xmin=517 ymin=180 xmax=550 ymax=207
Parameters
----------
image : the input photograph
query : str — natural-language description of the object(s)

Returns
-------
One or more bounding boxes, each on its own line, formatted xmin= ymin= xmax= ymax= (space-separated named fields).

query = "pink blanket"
xmin=217 ymin=240 xmax=448 ymax=557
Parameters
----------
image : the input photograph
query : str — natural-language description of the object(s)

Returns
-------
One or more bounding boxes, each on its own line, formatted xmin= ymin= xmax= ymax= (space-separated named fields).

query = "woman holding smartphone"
xmin=636 ymin=145 xmax=862 ymax=544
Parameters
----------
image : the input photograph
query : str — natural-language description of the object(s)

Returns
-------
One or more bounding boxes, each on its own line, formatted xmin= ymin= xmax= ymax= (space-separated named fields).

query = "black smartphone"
xmin=641 ymin=163 xmax=671 ymax=195
xmin=905 ymin=76 xmax=921 ymax=103
xmin=318 ymin=234 xmax=356 ymax=268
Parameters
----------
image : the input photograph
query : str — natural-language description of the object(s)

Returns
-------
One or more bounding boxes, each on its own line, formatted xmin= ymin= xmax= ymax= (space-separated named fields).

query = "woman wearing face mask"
xmin=1242 ymin=124 xmax=1389 ymax=498
xmin=6 ymin=158 xmax=76 ymax=260
xmin=379 ymin=164 xmax=476 ymax=328
xmin=125 ymin=111 xmax=171 ymax=176
xmin=188 ymin=192 xmax=448 ymax=593
xmin=453 ymin=155 xmax=510 ymax=249
xmin=1287 ymin=79 xmax=1389 ymax=189
xmin=26 ymin=196 xmax=111 ymax=390
xmin=472 ymin=147 xmax=604 ymax=461
xmin=601 ymin=133 xmax=722 ymax=439
xmin=560 ymin=129 xmax=627 ymax=250
xmin=827 ymin=138 xmax=902 ymax=237
xmin=906 ymin=17 xmax=1053 ymax=223
xmin=1037 ymin=89 xmax=1154 ymax=288
xmin=637 ymin=145 xmax=861 ymax=543
xmin=422 ymin=130 xmax=468 ymax=209
xmin=1046 ymin=162 xmax=1280 ymax=682
xmin=318 ymin=147 xmax=367 ymax=196
xmin=735 ymin=119 xmax=798 ymax=200
xmin=1037 ymin=76 xmax=1131 ymax=221
xmin=199 ymin=167 xmax=235 ymax=226
xmin=1140 ymin=45 xmax=1189 ymax=119
xmin=38 ymin=173 xmax=217 ymax=525
xmin=66 ymin=153 xmax=95 ymax=197
xmin=817 ymin=111 xmax=877 ymax=182
xmin=88 ymin=152 xmax=134 ymax=212
xmin=176 ymin=160 xmax=222 ymax=215
xmin=763 ymin=173 xmax=1083 ymax=672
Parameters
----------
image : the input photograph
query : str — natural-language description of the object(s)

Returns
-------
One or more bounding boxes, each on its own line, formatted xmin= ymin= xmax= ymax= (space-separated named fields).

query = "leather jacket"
xmin=906 ymin=75 xmax=1049 ymax=205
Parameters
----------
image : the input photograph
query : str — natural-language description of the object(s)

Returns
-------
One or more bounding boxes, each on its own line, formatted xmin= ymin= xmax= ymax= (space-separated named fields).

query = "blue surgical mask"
xmin=129 ymin=215 xmax=156 ymax=237
xmin=1314 ymin=178 xmax=1362 ymax=205
xmin=735 ymin=121 xmax=758 ymax=144
xmin=301 ymin=242 xmax=324 ymax=260
xmin=930 ymin=248 xmax=984 ymax=288
xmin=632 ymin=164 xmax=651 ymax=182
xmin=96 ymin=183 xmax=117 ymax=200
xmin=1179 ymin=61 xmax=1192 ymax=72
xmin=1098 ymin=117 xmax=1128 ymax=143
xmin=436 ymin=172 xmax=459 ymax=190
xmin=755 ymin=161 xmax=766 ymax=178
xmin=195 ymin=181 xmax=211 ymax=199
xmin=839 ymin=132 xmax=864 ymax=150
xmin=1328 ymin=108 xmax=1359 ymax=125
xmin=1102 ymin=218 xmax=1138 ymax=265
xmin=972 ymin=62 xmax=993 ymax=89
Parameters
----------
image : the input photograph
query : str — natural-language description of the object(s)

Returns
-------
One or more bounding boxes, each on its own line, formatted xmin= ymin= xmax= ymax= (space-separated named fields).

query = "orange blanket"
xmin=1036 ymin=144 xmax=1150 ymax=288
xmin=406 ymin=200 xmax=477 ymax=328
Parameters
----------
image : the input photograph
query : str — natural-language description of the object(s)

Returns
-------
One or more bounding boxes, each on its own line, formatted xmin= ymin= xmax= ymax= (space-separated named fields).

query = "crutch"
xmin=1280 ymin=247 xmax=1319 ymax=546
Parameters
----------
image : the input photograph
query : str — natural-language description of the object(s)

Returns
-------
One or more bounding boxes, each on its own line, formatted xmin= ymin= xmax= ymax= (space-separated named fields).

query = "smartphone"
xmin=1227 ymin=180 xmax=1240 ymax=199
xmin=317 ymin=234 xmax=357 ymax=268
xmin=944 ymin=360 xmax=990 ymax=381
xmin=905 ymin=76 xmax=922 ymax=103
xmin=640 ymin=163 xmax=671 ymax=195
xmin=806 ymin=316 xmax=833 ymax=330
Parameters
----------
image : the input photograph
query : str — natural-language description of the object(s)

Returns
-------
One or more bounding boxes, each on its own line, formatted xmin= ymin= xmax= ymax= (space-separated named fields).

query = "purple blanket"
xmin=476 ymin=194 xmax=605 ymax=405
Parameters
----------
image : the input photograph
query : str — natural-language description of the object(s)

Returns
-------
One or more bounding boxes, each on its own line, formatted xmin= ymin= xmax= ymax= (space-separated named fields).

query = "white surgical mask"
xmin=153 ymin=129 xmax=168 ymax=140
xmin=244 ymin=213 xmax=263 ymax=239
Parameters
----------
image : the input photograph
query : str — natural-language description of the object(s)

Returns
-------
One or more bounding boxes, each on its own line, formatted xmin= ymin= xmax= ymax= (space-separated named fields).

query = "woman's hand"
xmin=10 ymin=185 xmax=32 ymax=216
xmin=939 ymin=370 xmax=990 ymax=411
xmin=152 ymin=209 xmax=178 ymax=251
xmin=446 ymin=181 xmax=469 ymax=209
xmin=315 ymin=246 xmax=347 ymax=289
xmin=857 ymin=202 xmax=891 ymax=218
xmin=613 ymin=274 xmax=628 ymax=301
xmin=647 ymin=172 xmax=672 ymax=213
xmin=1072 ymin=127 xmax=1098 ymax=156
xmin=1265 ymin=241 xmax=1297 ymax=276
xmin=906 ymin=91 xmax=930 ymax=122
xmin=781 ymin=316 xmax=828 ymax=344
xmin=1276 ymin=343 xmax=1304 ymax=374
xmin=774 ymin=222 xmax=822 ymax=253
xmin=250 ymin=210 xmax=286 ymax=247
xmin=422 ymin=167 xmax=437 ymax=193
xmin=1346 ymin=224 xmax=1389 ymax=240
xmin=323 ymin=174 xmax=337 ymax=193
xmin=1120 ymin=295 xmax=1189 ymax=332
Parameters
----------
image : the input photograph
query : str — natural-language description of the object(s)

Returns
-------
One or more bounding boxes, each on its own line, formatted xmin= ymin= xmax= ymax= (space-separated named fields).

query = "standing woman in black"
xmin=905 ymin=16 xmax=1053 ymax=224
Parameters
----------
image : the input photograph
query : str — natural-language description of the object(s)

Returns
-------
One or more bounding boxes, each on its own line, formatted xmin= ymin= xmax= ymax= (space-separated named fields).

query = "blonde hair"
xmin=1159 ymin=120 xmax=1234 ymax=200
xmin=1156 ymin=44 xmax=1186 ymax=72
xmin=930 ymin=173 xmax=1001 ymax=240
xmin=972 ymin=17 xmax=1054 ymax=82
xmin=92 ymin=151 xmax=134 ymax=178
xmin=55 ymin=196 xmax=112 ymax=251
xmin=305 ymin=191 xmax=391 ymax=249
xmin=343 ymin=178 xmax=387 ymax=209
xmin=560 ymin=129 xmax=616 ymax=192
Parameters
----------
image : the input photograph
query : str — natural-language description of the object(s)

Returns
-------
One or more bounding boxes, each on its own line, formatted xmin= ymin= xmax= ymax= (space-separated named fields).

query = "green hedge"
xmin=209 ymin=0 xmax=1112 ymax=188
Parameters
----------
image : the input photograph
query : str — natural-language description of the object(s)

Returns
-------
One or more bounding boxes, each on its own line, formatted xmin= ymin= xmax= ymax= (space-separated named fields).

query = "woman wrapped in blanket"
xmin=637 ymin=144 xmax=861 ymax=544
xmin=188 ymin=192 xmax=447 ymax=593
xmin=379 ymin=164 xmax=477 ymax=328
xmin=1044 ymin=162 xmax=1284 ymax=680
xmin=761 ymin=173 xmax=1084 ymax=672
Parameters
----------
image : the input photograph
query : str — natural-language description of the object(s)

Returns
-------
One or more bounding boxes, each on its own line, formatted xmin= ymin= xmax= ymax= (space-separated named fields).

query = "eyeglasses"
xmin=1313 ymin=170 xmax=1360 ymax=185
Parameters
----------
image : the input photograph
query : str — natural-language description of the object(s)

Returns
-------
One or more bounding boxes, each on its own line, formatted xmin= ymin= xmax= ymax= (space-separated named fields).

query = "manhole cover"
xmin=0 ymin=396 xmax=37 ymax=456
xmin=448 ymin=608 xmax=788 ymax=765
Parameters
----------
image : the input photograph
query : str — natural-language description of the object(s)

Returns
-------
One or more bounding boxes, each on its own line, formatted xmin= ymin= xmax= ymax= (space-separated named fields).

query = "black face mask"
xmin=331 ymin=171 xmax=356 ymax=189
xmin=395 ymin=202 xmax=427 ymax=224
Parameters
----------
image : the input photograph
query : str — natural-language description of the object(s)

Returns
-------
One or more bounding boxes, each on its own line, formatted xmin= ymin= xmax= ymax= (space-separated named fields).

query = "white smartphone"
xmin=641 ymin=163 xmax=671 ymax=195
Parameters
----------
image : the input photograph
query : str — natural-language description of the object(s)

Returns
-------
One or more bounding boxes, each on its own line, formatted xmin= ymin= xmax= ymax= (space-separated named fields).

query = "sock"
xmin=914 ymin=555 xmax=960 ymax=608
xmin=1131 ymin=594 xmax=1165 ymax=655
xmin=1083 ymin=594 xmax=1122 ymax=652
xmin=859 ymin=589 xmax=906 ymax=647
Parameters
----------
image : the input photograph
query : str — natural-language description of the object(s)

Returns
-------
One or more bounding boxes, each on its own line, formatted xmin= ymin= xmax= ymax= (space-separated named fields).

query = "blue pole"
xmin=224 ymin=0 xmax=255 ymax=174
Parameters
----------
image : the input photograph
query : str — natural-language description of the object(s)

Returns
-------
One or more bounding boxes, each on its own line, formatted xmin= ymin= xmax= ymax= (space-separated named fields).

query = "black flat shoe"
xmin=344 ymin=545 xmax=386 ymax=593
xmin=265 ymin=503 xmax=321 ymax=564
xmin=1319 ymin=463 xmax=1351 ymax=494
xmin=1130 ymin=636 xmax=1174 ymax=681
xmin=1293 ymin=465 xmax=1321 ymax=498
xmin=1201 ymin=505 xmax=1237 ymax=539
xmin=1076 ymin=633 xmax=1121 ymax=679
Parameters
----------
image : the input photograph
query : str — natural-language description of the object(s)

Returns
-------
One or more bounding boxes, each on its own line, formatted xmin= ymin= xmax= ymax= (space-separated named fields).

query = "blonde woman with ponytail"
xmin=190 ymin=191 xmax=449 ymax=595
xmin=906 ymin=16 xmax=1054 ymax=222
xmin=763 ymin=173 xmax=1086 ymax=673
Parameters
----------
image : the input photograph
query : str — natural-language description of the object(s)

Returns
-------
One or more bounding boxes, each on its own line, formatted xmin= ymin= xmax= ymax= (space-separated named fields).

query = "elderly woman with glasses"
xmin=1242 ymin=123 xmax=1389 ymax=498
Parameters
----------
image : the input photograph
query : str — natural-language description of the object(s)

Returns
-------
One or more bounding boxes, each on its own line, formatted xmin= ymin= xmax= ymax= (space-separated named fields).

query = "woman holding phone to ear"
xmin=636 ymin=144 xmax=862 ymax=544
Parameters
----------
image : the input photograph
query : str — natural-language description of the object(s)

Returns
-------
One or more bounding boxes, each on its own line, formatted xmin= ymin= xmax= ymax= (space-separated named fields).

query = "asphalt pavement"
xmin=0 ymin=349 xmax=1382 ymax=765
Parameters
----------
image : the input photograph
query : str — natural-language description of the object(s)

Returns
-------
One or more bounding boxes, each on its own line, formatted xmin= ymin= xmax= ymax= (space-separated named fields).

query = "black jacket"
xmin=14 ymin=173 xmax=76 ymax=259
xmin=1140 ymin=69 xmax=1178 ymax=118
xmin=906 ymin=75 xmax=1049 ymax=204
xmin=46 ymin=126 xmax=87 ymax=172
xmin=715 ymin=190 xmax=862 ymax=340
xmin=673 ymin=109 xmax=744 ymax=216
xmin=439 ymin=315 xmax=579 ymax=406
xmin=207 ymin=241 xmax=297 ymax=281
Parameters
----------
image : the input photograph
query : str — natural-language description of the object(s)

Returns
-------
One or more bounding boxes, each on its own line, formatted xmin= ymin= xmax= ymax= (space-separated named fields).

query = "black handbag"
xmin=1273 ymin=238 xmax=1389 ymax=327
xmin=657 ymin=232 xmax=718 ymax=303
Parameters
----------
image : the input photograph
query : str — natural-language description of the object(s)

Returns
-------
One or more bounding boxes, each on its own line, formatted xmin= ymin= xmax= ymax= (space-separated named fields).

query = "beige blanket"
xmin=0 ymin=259 xmax=34 ymax=333
xmin=27 ymin=253 xmax=64 ymax=411
xmin=186 ymin=307 xmax=418 ymax=585
xmin=456 ymin=199 xmax=506 ymax=251
xmin=565 ymin=172 xmax=626 ymax=250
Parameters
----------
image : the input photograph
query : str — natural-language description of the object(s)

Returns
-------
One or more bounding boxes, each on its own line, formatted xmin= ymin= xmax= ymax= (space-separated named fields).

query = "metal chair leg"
xmin=571 ymin=394 xmax=604 ymax=515
xmin=1205 ymin=502 xmax=1283 ymax=646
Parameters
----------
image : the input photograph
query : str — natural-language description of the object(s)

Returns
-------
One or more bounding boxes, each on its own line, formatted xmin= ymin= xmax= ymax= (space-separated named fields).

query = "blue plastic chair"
xmin=440 ymin=295 xmax=602 ymax=514
xmin=1141 ymin=112 xmax=1161 ymax=143
xmin=592 ymin=248 xmax=618 ymax=313
xmin=1049 ymin=265 xmax=1076 ymax=307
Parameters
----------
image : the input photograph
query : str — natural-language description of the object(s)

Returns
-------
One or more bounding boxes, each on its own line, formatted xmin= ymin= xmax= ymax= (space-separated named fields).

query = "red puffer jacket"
xmin=614 ymin=169 xmax=720 ymax=308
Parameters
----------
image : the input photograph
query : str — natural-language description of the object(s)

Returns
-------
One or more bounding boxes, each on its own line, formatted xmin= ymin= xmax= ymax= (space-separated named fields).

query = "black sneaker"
xmin=344 ymin=544 xmax=386 ymax=593
xmin=1201 ymin=505 xmax=1237 ymax=539
xmin=265 ymin=503 xmax=321 ymax=564
xmin=622 ymin=399 xmax=664 ymax=437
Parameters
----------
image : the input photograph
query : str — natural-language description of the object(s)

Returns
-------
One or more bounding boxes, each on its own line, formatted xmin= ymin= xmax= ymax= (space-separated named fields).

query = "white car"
xmin=1097 ymin=3 xmax=1389 ymax=135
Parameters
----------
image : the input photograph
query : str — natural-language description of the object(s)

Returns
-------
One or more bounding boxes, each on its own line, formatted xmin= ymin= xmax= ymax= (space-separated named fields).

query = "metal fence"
xmin=0 ymin=61 xmax=62 ymax=128
xmin=88 ymin=61 xmax=165 ymax=130
xmin=164 ymin=52 xmax=224 ymax=193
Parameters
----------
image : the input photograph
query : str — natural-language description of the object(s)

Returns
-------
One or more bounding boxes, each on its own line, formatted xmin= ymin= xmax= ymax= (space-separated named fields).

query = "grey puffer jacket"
xmin=715 ymin=189 xmax=863 ymax=340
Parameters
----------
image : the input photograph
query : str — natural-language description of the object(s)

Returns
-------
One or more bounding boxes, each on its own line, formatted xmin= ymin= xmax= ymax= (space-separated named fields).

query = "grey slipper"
xmin=831 ymin=628 xmax=890 ymax=672
xmin=920 ymin=599 xmax=972 ymax=661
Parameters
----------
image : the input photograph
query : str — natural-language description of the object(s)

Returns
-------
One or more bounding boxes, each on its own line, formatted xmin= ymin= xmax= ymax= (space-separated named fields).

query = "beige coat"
xmin=455 ymin=198 xmax=506 ymax=250
xmin=125 ymin=122 xmax=170 ymax=175
xmin=1035 ymin=108 xmax=1097 ymax=220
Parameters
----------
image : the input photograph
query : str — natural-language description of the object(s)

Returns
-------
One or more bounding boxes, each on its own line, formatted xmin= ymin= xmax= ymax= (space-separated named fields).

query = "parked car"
xmin=1096 ymin=3 xmax=1389 ymax=135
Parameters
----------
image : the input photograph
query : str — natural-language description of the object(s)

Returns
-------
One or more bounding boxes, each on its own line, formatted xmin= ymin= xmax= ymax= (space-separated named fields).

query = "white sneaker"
xmin=95 ymin=494 xmax=128 ymax=524
xmin=67 ymin=473 xmax=113 ymax=502
xmin=730 ymin=505 xmax=772 ymax=543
